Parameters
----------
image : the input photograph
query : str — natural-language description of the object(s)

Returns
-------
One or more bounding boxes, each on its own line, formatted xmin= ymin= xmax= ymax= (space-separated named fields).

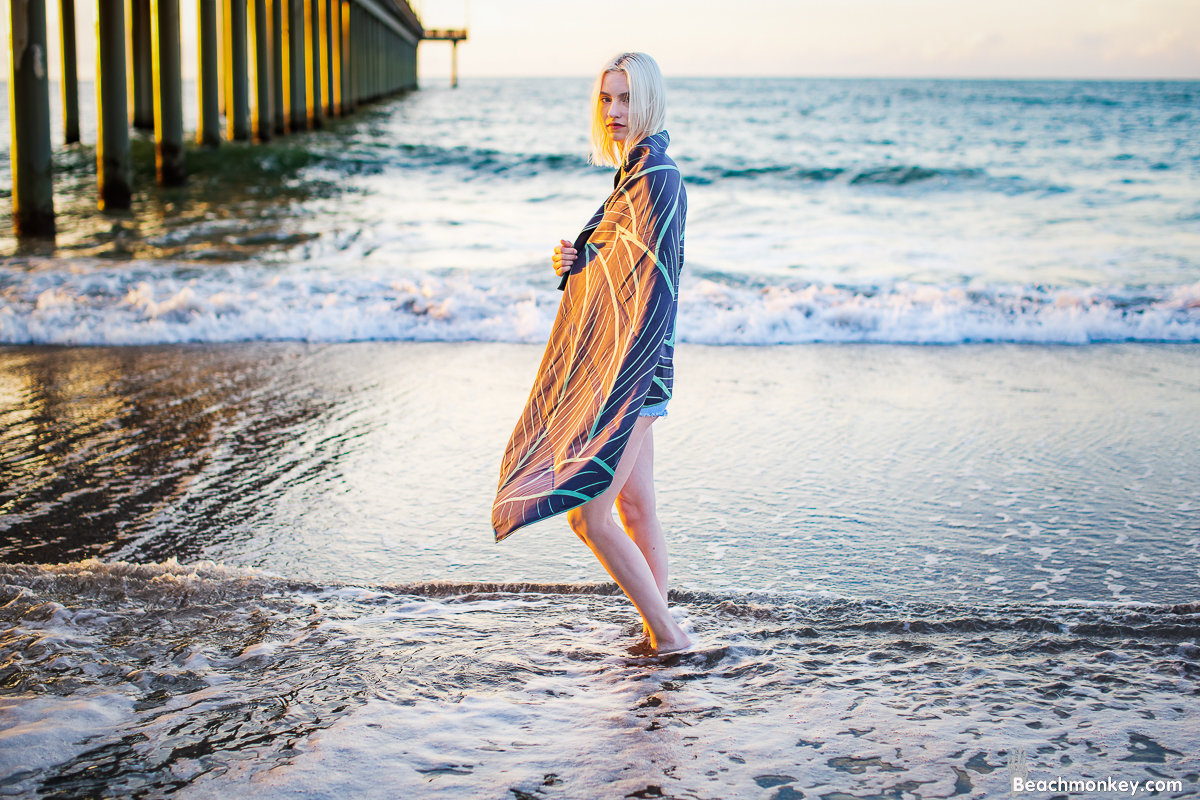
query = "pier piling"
xmin=354 ymin=8 xmax=360 ymax=101
xmin=271 ymin=0 xmax=288 ymax=133
xmin=422 ymin=29 xmax=466 ymax=89
xmin=303 ymin=0 xmax=320 ymax=128
xmin=288 ymin=0 xmax=305 ymax=130
xmin=58 ymin=0 xmax=80 ymax=144
xmin=151 ymin=0 xmax=185 ymax=184
xmin=96 ymin=0 xmax=132 ymax=209
xmin=8 ymin=0 xmax=428 ymax=235
xmin=131 ymin=0 xmax=154 ymax=129
xmin=197 ymin=0 xmax=221 ymax=145
xmin=250 ymin=0 xmax=273 ymax=140
xmin=224 ymin=0 xmax=250 ymax=140
xmin=8 ymin=0 xmax=56 ymax=235
xmin=316 ymin=0 xmax=329 ymax=121
xmin=327 ymin=0 xmax=339 ymax=116
xmin=339 ymin=0 xmax=351 ymax=114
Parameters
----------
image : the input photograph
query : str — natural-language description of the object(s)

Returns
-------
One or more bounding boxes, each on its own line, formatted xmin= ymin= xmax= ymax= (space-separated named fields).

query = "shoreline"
xmin=2 ymin=557 xmax=1197 ymax=800
xmin=5 ymin=558 xmax=1199 ymax=612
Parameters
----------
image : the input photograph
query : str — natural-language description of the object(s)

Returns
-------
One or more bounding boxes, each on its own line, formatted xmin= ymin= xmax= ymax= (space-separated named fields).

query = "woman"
xmin=491 ymin=53 xmax=690 ymax=653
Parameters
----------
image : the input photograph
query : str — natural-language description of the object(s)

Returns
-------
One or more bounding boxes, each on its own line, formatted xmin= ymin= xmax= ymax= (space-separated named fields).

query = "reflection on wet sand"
xmin=2 ymin=341 xmax=1197 ymax=605
xmin=0 ymin=344 xmax=336 ymax=563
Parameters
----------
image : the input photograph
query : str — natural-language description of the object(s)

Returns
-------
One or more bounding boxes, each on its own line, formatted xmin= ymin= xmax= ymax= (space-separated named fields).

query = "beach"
xmin=2 ymin=558 xmax=1198 ymax=799
xmin=2 ymin=341 xmax=1198 ymax=796
xmin=2 ymin=341 xmax=1198 ymax=602
xmin=1 ymin=77 xmax=1199 ymax=797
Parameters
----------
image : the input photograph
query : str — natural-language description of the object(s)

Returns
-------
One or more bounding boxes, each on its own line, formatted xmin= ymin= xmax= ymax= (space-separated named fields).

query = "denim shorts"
xmin=639 ymin=399 xmax=669 ymax=418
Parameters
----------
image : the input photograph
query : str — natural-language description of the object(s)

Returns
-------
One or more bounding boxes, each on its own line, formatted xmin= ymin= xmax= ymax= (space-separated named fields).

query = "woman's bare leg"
xmin=567 ymin=415 xmax=690 ymax=652
xmin=615 ymin=427 xmax=669 ymax=633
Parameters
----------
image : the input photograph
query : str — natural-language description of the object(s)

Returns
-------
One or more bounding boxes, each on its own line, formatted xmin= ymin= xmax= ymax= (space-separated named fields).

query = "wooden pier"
xmin=5 ymin=0 xmax=453 ymax=237
xmin=423 ymin=28 xmax=465 ymax=89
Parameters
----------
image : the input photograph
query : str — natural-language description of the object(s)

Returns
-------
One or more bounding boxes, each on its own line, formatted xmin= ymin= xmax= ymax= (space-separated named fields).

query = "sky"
xmin=415 ymin=0 xmax=1200 ymax=79
xmin=6 ymin=0 xmax=1199 ymax=82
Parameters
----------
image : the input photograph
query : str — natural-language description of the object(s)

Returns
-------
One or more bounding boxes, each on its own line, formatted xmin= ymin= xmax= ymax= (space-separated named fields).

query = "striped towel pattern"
xmin=492 ymin=131 xmax=686 ymax=541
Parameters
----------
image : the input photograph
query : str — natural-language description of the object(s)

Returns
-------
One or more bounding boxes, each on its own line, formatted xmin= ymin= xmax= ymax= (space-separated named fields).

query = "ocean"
xmin=1 ymin=78 xmax=1198 ymax=798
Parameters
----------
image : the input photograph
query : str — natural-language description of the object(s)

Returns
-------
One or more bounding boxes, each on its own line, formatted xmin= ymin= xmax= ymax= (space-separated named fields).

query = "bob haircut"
xmin=589 ymin=52 xmax=667 ymax=169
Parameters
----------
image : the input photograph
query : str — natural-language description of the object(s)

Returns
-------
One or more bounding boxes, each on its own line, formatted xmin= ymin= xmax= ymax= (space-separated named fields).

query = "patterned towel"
xmin=492 ymin=130 xmax=687 ymax=540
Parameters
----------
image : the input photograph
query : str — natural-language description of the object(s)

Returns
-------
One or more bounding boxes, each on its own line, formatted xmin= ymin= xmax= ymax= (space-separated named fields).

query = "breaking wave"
xmin=3 ymin=264 xmax=1199 ymax=346
xmin=1 ymin=266 xmax=554 ymax=346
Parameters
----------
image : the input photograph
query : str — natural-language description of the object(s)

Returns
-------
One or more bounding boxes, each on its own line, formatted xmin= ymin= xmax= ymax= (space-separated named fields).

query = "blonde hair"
xmin=589 ymin=53 xmax=667 ymax=168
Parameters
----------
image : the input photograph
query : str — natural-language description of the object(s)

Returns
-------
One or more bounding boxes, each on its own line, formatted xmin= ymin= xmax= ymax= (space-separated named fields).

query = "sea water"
xmin=1 ymin=79 xmax=1198 ymax=798
xmin=1 ymin=78 xmax=1198 ymax=344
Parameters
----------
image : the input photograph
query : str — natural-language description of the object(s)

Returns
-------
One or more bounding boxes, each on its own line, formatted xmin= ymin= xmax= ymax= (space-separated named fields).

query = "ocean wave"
xmin=0 ymin=558 xmax=295 ymax=605
xmin=679 ymin=277 xmax=1200 ymax=344
xmin=321 ymin=140 xmax=1066 ymax=194
xmin=4 ymin=560 xmax=1198 ymax=637
xmin=3 ymin=559 xmax=1197 ymax=799
xmin=688 ymin=163 xmax=997 ymax=188
xmin=328 ymin=140 xmax=597 ymax=180
xmin=2 ymin=263 xmax=1198 ymax=346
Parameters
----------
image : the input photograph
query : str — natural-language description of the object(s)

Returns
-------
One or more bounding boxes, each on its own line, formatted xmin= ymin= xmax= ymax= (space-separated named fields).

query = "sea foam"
xmin=2 ymin=561 xmax=1198 ymax=799
xmin=3 ymin=262 xmax=1198 ymax=346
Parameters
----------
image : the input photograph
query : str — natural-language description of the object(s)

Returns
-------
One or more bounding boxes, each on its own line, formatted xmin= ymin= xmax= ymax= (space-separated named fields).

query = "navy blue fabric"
xmin=492 ymin=131 xmax=686 ymax=540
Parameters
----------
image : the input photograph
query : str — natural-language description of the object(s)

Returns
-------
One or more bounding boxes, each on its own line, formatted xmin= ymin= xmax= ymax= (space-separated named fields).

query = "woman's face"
xmin=600 ymin=71 xmax=631 ymax=142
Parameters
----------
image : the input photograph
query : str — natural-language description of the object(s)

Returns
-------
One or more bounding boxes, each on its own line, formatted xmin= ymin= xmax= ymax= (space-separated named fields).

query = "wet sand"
xmin=1 ymin=341 xmax=1197 ymax=603
xmin=2 ymin=341 xmax=1198 ymax=798
xmin=1 ymin=561 xmax=1198 ymax=799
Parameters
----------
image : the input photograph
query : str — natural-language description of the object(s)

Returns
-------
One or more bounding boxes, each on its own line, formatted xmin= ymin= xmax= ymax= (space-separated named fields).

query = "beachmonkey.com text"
xmin=1012 ymin=777 xmax=1183 ymax=795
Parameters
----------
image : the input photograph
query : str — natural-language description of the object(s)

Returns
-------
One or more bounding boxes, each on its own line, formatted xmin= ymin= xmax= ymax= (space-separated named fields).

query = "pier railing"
xmin=6 ymin=0 xmax=449 ymax=237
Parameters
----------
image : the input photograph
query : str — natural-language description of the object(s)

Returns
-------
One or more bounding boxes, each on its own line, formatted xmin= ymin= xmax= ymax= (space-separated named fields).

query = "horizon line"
xmin=419 ymin=74 xmax=1200 ymax=82
xmin=4 ymin=75 xmax=1197 ymax=86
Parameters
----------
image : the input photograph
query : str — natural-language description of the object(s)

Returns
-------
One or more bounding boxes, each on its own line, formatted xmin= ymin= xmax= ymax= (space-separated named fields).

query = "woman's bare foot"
xmin=650 ymin=623 xmax=691 ymax=654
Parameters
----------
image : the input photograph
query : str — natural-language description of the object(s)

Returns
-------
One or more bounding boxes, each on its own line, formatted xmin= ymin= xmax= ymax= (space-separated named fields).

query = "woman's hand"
xmin=553 ymin=239 xmax=577 ymax=277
